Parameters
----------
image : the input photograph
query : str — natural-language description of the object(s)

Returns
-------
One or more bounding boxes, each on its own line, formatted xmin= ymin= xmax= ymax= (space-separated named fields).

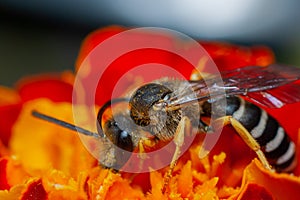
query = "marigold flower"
xmin=1 ymin=26 xmax=300 ymax=199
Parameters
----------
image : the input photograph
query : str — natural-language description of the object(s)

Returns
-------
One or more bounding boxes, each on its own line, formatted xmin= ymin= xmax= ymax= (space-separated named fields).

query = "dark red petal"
xmin=0 ymin=103 xmax=22 ymax=146
xmin=239 ymin=183 xmax=274 ymax=200
xmin=128 ymin=173 xmax=151 ymax=193
xmin=21 ymin=179 xmax=47 ymax=200
xmin=17 ymin=75 xmax=73 ymax=103
xmin=208 ymin=126 xmax=257 ymax=187
xmin=0 ymin=158 xmax=10 ymax=190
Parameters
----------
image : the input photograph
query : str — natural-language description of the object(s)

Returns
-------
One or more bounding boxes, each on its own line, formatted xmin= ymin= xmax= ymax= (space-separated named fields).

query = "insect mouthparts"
xmin=152 ymin=100 xmax=167 ymax=111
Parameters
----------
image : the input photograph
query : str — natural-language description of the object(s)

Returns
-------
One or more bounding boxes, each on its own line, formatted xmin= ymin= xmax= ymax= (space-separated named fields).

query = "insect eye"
xmin=117 ymin=130 xmax=134 ymax=152
xmin=163 ymin=93 xmax=171 ymax=101
xmin=100 ymin=118 xmax=134 ymax=170
xmin=101 ymin=117 xmax=134 ymax=152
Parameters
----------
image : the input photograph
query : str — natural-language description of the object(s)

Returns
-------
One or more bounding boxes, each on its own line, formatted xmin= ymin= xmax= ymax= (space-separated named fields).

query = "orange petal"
xmin=147 ymin=170 xmax=168 ymax=200
xmin=177 ymin=161 xmax=193 ymax=197
xmin=6 ymin=157 xmax=30 ymax=187
xmin=87 ymin=168 xmax=144 ymax=200
xmin=10 ymin=99 xmax=97 ymax=177
xmin=194 ymin=177 xmax=219 ymax=199
xmin=0 ymin=184 xmax=25 ymax=200
xmin=0 ymin=157 xmax=29 ymax=190
xmin=0 ymin=86 xmax=21 ymax=106
xmin=42 ymin=169 xmax=88 ymax=199
xmin=238 ymin=183 xmax=274 ymax=200
xmin=0 ymin=178 xmax=47 ymax=200
xmin=105 ymin=178 xmax=145 ymax=200
xmin=237 ymin=159 xmax=300 ymax=199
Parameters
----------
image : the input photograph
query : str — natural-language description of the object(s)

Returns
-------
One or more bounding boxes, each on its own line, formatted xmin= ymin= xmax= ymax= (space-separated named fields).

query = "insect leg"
xmin=162 ymin=116 xmax=191 ymax=193
xmin=198 ymin=118 xmax=213 ymax=133
xmin=213 ymin=116 xmax=273 ymax=171
xmin=136 ymin=138 xmax=159 ymax=171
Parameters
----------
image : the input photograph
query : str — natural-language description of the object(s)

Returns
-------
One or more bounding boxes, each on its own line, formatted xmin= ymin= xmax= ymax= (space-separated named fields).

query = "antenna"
xmin=32 ymin=110 xmax=99 ymax=138
xmin=97 ymin=97 xmax=130 ymax=129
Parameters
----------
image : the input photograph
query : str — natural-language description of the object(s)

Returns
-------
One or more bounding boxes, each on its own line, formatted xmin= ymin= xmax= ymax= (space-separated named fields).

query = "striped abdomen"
xmin=203 ymin=96 xmax=296 ymax=172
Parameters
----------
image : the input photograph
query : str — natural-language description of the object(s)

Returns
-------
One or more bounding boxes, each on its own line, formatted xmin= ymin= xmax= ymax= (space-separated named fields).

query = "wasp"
xmin=32 ymin=64 xmax=300 ymax=192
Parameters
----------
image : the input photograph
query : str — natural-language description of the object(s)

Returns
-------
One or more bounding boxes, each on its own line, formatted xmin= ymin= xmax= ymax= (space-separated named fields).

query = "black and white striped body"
xmin=202 ymin=96 xmax=296 ymax=172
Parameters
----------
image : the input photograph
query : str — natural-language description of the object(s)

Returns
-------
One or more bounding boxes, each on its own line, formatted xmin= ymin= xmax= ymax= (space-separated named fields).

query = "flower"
xmin=1 ymin=26 xmax=300 ymax=199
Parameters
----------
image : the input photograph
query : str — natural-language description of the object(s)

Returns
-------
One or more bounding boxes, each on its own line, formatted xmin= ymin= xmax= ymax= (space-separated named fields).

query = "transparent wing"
xmin=247 ymin=83 xmax=300 ymax=108
xmin=167 ymin=64 xmax=300 ymax=109
xmin=220 ymin=64 xmax=300 ymax=92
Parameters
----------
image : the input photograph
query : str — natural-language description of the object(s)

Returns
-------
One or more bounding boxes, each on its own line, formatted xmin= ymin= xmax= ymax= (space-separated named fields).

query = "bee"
xmin=32 ymin=64 xmax=300 ymax=192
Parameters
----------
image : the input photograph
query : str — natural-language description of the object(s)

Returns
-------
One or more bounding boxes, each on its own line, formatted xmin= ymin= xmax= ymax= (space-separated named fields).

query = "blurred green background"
xmin=1 ymin=0 xmax=300 ymax=86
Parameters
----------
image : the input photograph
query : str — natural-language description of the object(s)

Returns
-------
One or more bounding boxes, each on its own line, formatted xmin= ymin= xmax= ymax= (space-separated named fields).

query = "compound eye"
xmin=129 ymin=83 xmax=172 ymax=126
xmin=117 ymin=130 xmax=134 ymax=152
xmin=101 ymin=118 xmax=134 ymax=152
xmin=99 ymin=119 xmax=134 ymax=170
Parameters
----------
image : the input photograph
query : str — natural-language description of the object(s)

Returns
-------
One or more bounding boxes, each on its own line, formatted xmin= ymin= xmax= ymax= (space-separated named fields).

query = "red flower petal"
xmin=0 ymin=158 xmax=10 ymax=190
xmin=0 ymin=86 xmax=22 ymax=146
xmin=16 ymin=73 xmax=74 ymax=103
xmin=295 ymin=131 xmax=300 ymax=175
xmin=77 ymin=26 xmax=275 ymax=73
xmin=76 ymin=26 xmax=126 ymax=71
xmin=239 ymin=183 xmax=274 ymax=200
xmin=0 ymin=104 xmax=22 ymax=146
xmin=75 ymin=26 xmax=275 ymax=108
xmin=21 ymin=179 xmax=47 ymax=200
xmin=93 ymin=49 xmax=195 ymax=106
xmin=0 ymin=140 xmax=9 ymax=158
xmin=263 ymin=102 xmax=300 ymax=145
xmin=239 ymin=160 xmax=300 ymax=199
xmin=201 ymin=42 xmax=275 ymax=70
xmin=76 ymin=27 xmax=197 ymax=106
